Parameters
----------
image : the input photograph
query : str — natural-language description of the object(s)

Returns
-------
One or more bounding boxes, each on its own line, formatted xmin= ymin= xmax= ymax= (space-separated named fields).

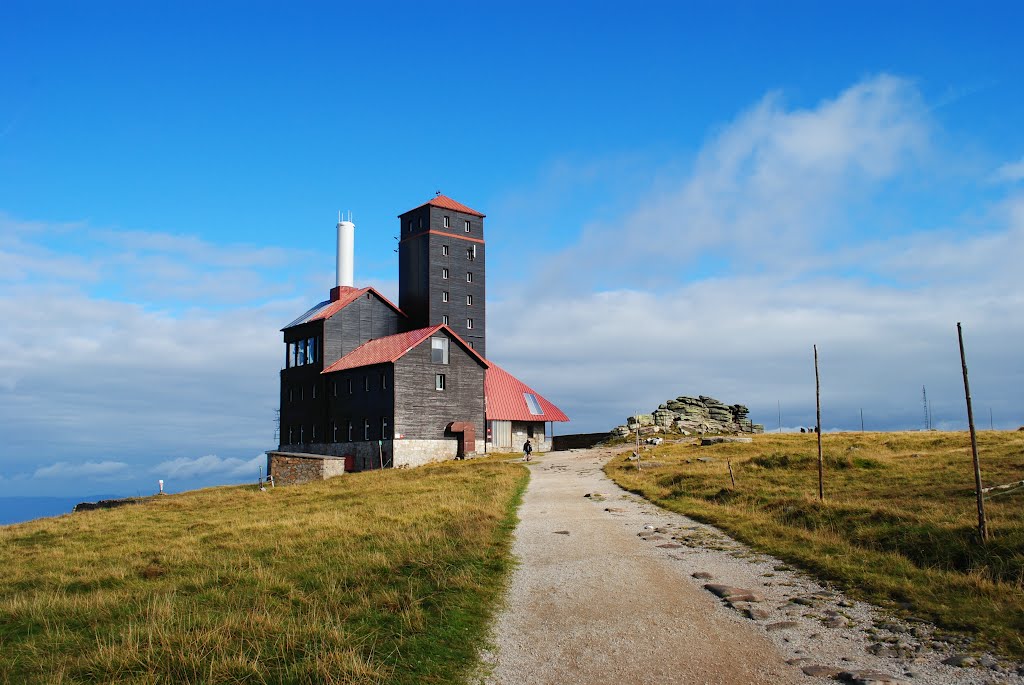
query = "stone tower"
xmin=397 ymin=194 xmax=486 ymax=357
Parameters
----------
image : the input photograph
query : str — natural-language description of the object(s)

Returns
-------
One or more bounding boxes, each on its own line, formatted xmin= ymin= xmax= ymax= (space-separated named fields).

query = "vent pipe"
xmin=336 ymin=211 xmax=355 ymax=287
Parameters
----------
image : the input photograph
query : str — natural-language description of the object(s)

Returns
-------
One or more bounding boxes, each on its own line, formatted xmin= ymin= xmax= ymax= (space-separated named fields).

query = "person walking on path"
xmin=523 ymin=439 xmax=533 ymax=461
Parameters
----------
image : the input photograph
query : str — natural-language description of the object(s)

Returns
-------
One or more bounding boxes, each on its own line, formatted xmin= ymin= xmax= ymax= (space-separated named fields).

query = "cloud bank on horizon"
xmin=1 ymin=74 xmax=1022 ymax=497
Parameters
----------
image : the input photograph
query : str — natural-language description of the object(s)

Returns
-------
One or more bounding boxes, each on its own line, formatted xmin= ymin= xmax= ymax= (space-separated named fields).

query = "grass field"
xmin=605 ymin=430 xmax=1024 ymax=659
xmin=0 ymin=458 xmax=528 ymax=685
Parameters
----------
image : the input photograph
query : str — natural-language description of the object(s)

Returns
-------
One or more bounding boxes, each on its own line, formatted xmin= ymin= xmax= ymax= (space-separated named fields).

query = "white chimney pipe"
xmin=336 ymin=212 xmax=355 ymax=287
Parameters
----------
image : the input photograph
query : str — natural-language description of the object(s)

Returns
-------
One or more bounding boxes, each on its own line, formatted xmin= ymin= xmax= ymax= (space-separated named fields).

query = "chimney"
xmin=336 ymin=211 xmax=355 ymax=288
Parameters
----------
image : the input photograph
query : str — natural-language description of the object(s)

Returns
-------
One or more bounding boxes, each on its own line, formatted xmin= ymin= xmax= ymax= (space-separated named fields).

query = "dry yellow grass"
xmin=606 ymin=430 xmax=1024 ymax=658
xmin=0 ymin=458 xmax=527 ymax=684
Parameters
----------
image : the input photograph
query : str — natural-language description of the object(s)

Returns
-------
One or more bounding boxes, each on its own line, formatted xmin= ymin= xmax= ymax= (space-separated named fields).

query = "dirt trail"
xmin=481 ymin=446 xmax=803 ymax=684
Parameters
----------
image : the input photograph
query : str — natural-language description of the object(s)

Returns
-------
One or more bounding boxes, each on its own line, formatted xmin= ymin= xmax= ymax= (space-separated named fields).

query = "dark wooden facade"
xmin=398 ymin=204 xmax=487 ymax=357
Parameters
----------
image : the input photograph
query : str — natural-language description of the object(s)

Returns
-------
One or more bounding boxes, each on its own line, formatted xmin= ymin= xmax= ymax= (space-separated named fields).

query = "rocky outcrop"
xmin=611 ymin=395 xmax=764 ymax=438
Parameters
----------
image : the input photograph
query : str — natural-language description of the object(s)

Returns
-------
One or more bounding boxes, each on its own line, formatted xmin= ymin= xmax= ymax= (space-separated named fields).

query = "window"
xmin=332 ymin=422 xmax=338 ymax=442
xmin=466 ymin=294 xmax=473 ymax=306
xmin=528 ymin=424 xmax=535 ymax=438
xmin=297 ymin=341 xmax=306 ymax=365
xmin=464 ymin=220 xmax=471 ymax=233
xmin=435 ymin=373 xmax=446 ymax=391
xmin=443 ymin=215 xmax=450 ymax=228
xmin=442 ymin=245 xmax=449 ymax=256
xmin=467 ymin=318 xmax=474 ymax=329
xmin=364 ymin=375 xmax=370 ymax=391
xmin=347 ymin=420 xmax=353 ymax=442
xmin=333 ymin=381 xmax=337 ymax=397
xmin=524 ymin=393 xmax=544 ymax=416
xmin=442 ymin=268 xmax=449 ymax=279
xmin=407 ymin=220 xmax=413 ymax=233
xmin=288 ymin=426 xmax=293 ymax=443
xmin=300 ymin=425 xmax=305 ymax=443
xmin=312 ymin=424 xmax=317 ymax=441
xmin=288 ymin=387 xmax=294 ymax=403
xmin=466 ymin=272 xmax=473 ymax=282
xmin=467 ymin=245 xmax=475 ymax=260
xmin=442 ymin=315 xmax=449 ymax=325
xmin=307 ymin=337 xmax=316 ymax=364
xmin=363 ymin=418 xmax=370 ymax=440
xmin=442 ymin=291 xmax=449 ymax=303
xmin=418 ymin=217 xmax=423 ymax=229
xmin=380 ymin=372 xmax=387 ymax=389
xmin=300 ymin=387 xmax=304 ymax=401
xmin=431 ymin=337 xmax=449 ymax=364
xmin=381 ymin=417 xmax=389 ymax=439
xmin=312 ymin=384 xmax=317 ymax=399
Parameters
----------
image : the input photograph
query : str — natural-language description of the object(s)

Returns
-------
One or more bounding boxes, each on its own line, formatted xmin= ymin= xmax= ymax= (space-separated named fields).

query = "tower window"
xmin=467 ymin=245 xmax=475 ymax=260
xmin=443 ymin=215 xmax=450 ymax=228
xmin=464 ymin=220 xmax=470 ymax=233
xmin=347 ymin=420 xmax=353 ymax=441
xmin=442 ymin=315 xmax=449 ymax=325
xmin=431 ymin=337 xmax=449 ymax=364
xmin=364 ymin=419 xmax=370 ymax=440
xmin=442 ymin=245 xmax=449 ymax=256
xmin=466 ymin=272 xmax=473 ymax=283
xmin=442 ymin=268 xmax=449 ymax=279
xmin=435 ymin=374 xmax=446 ymax=391
xmin=466 ymin=294 xmax=473 ymax=306
xmin=467 ymin=318 xmax=474 ymax=329
xmin=442 ymin=291 xmax=449 ymax=302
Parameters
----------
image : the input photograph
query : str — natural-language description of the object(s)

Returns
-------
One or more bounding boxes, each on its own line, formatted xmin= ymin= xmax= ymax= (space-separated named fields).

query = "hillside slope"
xmin=0 ymin=459 xmax=527 ymax=684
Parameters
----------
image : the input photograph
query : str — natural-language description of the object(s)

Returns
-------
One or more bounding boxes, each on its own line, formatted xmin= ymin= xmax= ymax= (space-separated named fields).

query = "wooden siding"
xmin=322 ymin=291 xmax=401 ymax=364
xmin=393 ymin=329 xmax=485 ymax=441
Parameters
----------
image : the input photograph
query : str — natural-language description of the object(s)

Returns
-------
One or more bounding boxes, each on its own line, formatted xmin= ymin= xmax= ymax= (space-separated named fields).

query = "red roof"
xmin=282 ymin=287 xmax=404 ymax=331
xmin=485 ymin=363 xmax=569 ymax=422
xmin=321 ymin=325 xmax=488 ymax=374
xmin=401 ymin=194 xmax=485 ymax=218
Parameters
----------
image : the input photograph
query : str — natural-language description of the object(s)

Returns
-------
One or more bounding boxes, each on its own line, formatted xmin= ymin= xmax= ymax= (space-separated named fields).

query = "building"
xmin=268 ymin=195 xmax=567 ymax=483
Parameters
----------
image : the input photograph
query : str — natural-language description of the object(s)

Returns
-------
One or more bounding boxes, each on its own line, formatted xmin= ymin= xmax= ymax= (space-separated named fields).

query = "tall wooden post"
xmin=815 ymin=345 xmax=823 ymax=501
xmin=958 ymin=322 xmax=988 ymax=542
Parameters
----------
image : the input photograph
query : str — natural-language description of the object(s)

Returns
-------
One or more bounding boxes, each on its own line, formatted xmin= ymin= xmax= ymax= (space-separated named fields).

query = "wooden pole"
xmin=814 ymin=344 xmax=823 ymax=501
xmin=958 ymin=322 xmax=988 ymax=542
xmin=728 ymin=460 xmax=736 ymax=489
xmin=635 ymin=411 xmax=641 ymax=471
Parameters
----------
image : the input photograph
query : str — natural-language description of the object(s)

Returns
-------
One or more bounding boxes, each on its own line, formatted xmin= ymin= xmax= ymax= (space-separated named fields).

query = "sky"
xmin=1 ymin=1 xmax=1023 ymax=501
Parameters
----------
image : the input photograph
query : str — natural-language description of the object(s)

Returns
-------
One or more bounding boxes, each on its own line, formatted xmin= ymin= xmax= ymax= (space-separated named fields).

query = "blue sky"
xmin=1 ymin=1 xmax=1023 ymax=501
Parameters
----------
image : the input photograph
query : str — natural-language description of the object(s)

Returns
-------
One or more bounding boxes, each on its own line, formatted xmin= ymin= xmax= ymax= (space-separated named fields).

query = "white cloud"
xmin=992 ymin=158 xmax=1024 ymax=184
xmin=153 ymin=454 xmax=265 ymax=479
xmin=489 ymin=75 xmax=1023 ymax=434
xmin=33 ymin=460 xmax=130 ymax=480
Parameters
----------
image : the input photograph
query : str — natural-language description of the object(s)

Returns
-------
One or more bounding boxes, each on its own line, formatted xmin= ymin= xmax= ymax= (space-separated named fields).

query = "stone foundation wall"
xmin=267 ymin=452 xmax=347 ymax=485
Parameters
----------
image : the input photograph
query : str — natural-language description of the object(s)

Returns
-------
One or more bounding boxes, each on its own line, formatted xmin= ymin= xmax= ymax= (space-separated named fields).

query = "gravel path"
xmin=479 ymin=446 xmax=1024 ymax=685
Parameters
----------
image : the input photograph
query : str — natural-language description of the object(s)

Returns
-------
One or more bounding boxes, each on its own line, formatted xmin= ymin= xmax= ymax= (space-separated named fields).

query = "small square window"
xmin=467 ymin=318 xmax=474 ymax=329
xmin=442 ymin=268 xmax=449 ymax=279
xmin=464 ymin=220 xmax=470 ymax=233
xmin=442 ymin=291 xmax=449 ymax=303
xmin=443 ymin=215 xmax=450 ymax=228
xmin=466 ymin=294 xmax=473 ymax=306
xmin=435 ymin=373 xmax=446 ymax=391
xmin=442 ymin=245 xmax=449 ymax=256
xmin=466 ymin=272 xmax=473 ymax=283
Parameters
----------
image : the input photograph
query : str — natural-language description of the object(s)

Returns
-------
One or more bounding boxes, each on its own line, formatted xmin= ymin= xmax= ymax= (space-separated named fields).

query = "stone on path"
xmin=704 ymin=583 xmax=764 ymax=602
xmin=802 ymin=664 xmax=843 ymax=677
xmin=838 ymin=669 xmax=905 ymax=685
xmin=766 ymin=621 xmax=800 ymax=632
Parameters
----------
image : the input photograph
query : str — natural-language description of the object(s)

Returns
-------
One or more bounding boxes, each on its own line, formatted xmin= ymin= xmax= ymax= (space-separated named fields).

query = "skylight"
xmin=524 ymin=393 xmax=543 ymax=416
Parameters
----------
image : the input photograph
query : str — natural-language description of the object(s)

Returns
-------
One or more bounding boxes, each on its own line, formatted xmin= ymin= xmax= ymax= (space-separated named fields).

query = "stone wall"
xmin=611 ymin=394 xmax=764 ymax=438
xmin=551 ymin=432 xmax=609 ymax=451
xmin=267 ymin=452 xmax=347 ymax=485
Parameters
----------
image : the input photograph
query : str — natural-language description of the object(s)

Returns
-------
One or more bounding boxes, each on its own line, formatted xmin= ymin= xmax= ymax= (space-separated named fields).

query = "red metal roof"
xmin=282 ymin=287 xmax=405 ymax=331
xmin=321 ymin=325 xmax=488 ymax=374
xmin=400 ymin=194 xmax=485 ymax=217
xmin=485 ymin=363 xmax=569 ymax=422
